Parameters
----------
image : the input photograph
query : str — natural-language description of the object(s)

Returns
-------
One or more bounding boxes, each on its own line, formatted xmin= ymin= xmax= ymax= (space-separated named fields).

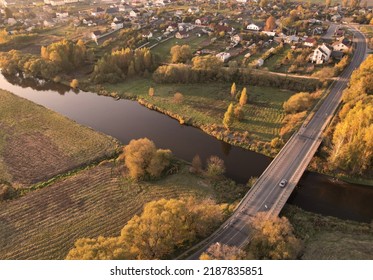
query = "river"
xmin=1 ymin=74 xmax=372 ymax=223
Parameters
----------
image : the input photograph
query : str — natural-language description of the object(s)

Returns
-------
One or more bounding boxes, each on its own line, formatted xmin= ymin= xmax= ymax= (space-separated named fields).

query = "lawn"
xmin=283 ymin=205 xmax=373 ymax=259
xmin=151 ymin=34 xmax=211 ymax=62
xmin=0 ymin=90 xmax=119 ymax=188
xmin=105 ymin=78 xmax=295 ymax=143
xmin=0 ymin=161 xmax=243 ymax=259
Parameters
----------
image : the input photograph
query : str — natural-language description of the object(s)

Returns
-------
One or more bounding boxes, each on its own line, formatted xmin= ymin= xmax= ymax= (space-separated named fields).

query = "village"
xmin=0 ymin=0 xmax=371 ymax=78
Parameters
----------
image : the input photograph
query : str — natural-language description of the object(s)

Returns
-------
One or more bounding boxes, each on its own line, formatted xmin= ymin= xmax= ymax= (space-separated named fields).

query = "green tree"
xmin=239 ymin=87 xmax=248 ymax=106
xmin=206 ymin=156 xmax=225 ymax=178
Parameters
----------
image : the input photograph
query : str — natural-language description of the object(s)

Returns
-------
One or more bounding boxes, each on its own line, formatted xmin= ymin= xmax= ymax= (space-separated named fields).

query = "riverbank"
xmin=283 ymin=205 xmax=373 ymax=259
xmin=86 ymin=78 xmax=299 ymax=158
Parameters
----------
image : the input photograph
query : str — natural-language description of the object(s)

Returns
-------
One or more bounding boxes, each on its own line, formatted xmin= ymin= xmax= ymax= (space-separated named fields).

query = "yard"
xmin=151 ymin=33 xmax=211 ymax=61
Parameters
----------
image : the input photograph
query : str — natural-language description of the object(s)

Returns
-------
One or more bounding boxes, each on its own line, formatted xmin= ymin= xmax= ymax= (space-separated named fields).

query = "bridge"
xmin=183 ymin=27 xmax=367 ymax=259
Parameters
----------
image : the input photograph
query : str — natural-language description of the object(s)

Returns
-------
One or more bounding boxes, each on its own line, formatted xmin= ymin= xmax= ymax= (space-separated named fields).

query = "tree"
xmin=223 ymin=103 xmax=235 ymax=129
xmin=70 ymin=79 xmax=79 ymax=89
xmin=200 ymin=243 xmax=246 ymax=260
xmin=173 ymin=92 xmax=184 ymax=104
xmin=148 ymin=87 xmax=155 ymax=97
xmin=67 ymin=197 xmax=222 ymax=260
xmin=325 ymin=0 xmax=331 ymax=7
xmin=259 ymin=0 xmax=269 ymax=8
xmin=230 ymin=82 xmax=236 ymax=98
xmin=342 ymin=0 xmax=348 ymax=7
xmin=66 ymin=236 xmax=129 ymax=260
xmin=4 ymin=7 xmax=13 ymax=19
xmin=191 ymin=154 xmax=202 ymax=174
xmin=248 ymin=212 xmax=302 ymax=260
xmin=234 ymin=104 xmax=244 ymax=121
xmin=206 ymin=156 xmax=225 ymax=178
xmin=239 ymin=87 xmax=248 ymax=106
xmin=283 ymin=92 xmax=313 ymax=113
xmin=170 ymin=45 xmax=192 ymax=63
xmin=264 ymin=16 xmax=276 ymax=31
xmin=329 ymin=101 xmax=372 ymax=174
xmin=122 ymin=138 xmax=172 ymax=180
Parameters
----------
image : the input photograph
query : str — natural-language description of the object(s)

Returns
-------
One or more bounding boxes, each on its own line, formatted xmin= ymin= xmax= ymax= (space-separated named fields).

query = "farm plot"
xmin=0 ymin=162 xmax=224 ymax=260
xmin=0 ymin=90 xmax=119 ymax=188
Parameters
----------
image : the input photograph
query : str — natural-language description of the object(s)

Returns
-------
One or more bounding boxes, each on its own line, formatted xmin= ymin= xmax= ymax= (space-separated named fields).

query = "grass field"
xmin=0 ymin=161 xmax=243 ymax=259
xmin=105 ymin=78 xmax=295 ymax=143
xmin=151 ymin=34 xmax=211 ymax=62
xmin=283 ymin=205 xmax=373 ymax=259
xmin=0 ymin=90 xmax=119 ymax=188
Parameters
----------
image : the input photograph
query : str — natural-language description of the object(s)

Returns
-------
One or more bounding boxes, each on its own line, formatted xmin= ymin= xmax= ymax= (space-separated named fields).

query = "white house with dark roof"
xmin=310 ymin=43 xmax=332 ymax=64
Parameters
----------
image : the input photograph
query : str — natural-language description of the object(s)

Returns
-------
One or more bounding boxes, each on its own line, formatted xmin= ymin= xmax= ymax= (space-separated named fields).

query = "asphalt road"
xmin=184 ymin=27 xmax=367 ymax=260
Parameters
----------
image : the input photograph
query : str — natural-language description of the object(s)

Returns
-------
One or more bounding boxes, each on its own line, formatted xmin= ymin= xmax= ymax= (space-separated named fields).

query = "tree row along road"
xmin=183 ymin=27 xmax=367 ymax=260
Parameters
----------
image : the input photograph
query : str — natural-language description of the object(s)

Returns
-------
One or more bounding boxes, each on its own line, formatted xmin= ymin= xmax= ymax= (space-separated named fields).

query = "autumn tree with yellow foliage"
xmin=66 ymin=197 xmax=223 ymax=260
xmin=328 ymin=55 xmax=373 ymax=175
xmin=247 ymin=212 xmax=302 ymax=260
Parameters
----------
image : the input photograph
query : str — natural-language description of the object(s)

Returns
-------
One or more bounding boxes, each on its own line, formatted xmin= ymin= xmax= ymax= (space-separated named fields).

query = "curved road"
xmin=184 ymin=27 xmax=367 ymax=259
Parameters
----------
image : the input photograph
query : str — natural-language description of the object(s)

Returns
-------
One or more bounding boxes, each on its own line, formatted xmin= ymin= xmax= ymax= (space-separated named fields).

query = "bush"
xmin=173 ymin=92 xmax=184 ymax=104
xmin=70 ymin=79 xmax=79 ymax=89
xmin=0 ymin=184 xmax=16 ymax=201
xmin=206 ymin=156 xmax=225 ymax=178
xmin=283 ymin=92 xmax=313 ymax=114
xmin=191 ymin=154 xmax=202 ymax=174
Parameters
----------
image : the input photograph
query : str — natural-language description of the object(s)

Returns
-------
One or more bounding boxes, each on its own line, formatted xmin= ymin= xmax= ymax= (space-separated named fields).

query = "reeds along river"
xmin=0 ymin=74 xmax=372 ymax=223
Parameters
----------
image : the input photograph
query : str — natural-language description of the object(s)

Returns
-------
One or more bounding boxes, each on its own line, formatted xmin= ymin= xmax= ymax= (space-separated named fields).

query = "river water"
xmin=1 ymin=75 xmax=372 ymax=223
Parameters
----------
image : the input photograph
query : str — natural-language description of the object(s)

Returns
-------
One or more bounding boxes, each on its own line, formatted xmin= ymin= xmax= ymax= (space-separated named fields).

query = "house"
xmin=195 ymin=17 xmax=210 ymax=26
xmin=129 ymin=9 xmax=139 ymax=17
xmin=215 ymin=24 xmax=234 ymax=35
xmin=175 ymin=31 xmax=189 ymax=39
xmin=284 ymin=35 xmax=299 ymax=44
xmin=56 ymin=11 xmax=69 ymax=19
xmin=43 ymin=19 xmax=55 ymax=27
xmin=231 ymin=34 xmax=242 ymax=44
xmin=247 ymin=23 xmax=262 ymax=31
xmin=256 ymin=58 xmax=264 ymax=67
xmin=91 ymin=30 xmax=103 ymax=44
xmin=188 ymin=7 xmax=200 ymax=14
xmin=262 ymin=31 xmax=276 ymax=37
xmin=304 ymin=37 xmax=317 ymax=47
xmin=111 ymin=21 xmax=123 ymax=30
xmin=334 ymin=29 xmax=345 ymax=40
xmin=178 ymin=23 xmax=194 ymax=32
xmin=142 ymin=30 xmax=153 ymax=39
xmin=106 ymin=7 xmax=119 ymax=15
xmin=331 ymin=13 xmax=342 ymax=22
xmin=310 ymin=43 xmax=332 ymax=64
xmin=91 ymin=7 xmax=105 ymax=17
xmin=332 ymin=37 xmax=351 ymax=52
xmin=216 ymin=52 xmax=231 ymax=62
